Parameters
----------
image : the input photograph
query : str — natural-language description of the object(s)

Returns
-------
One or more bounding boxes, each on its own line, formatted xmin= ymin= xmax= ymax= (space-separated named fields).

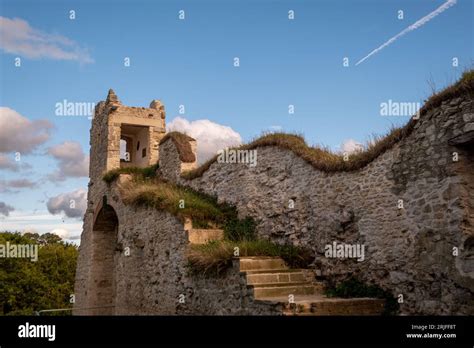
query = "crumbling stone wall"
xmin=76 ymin=89 xmax=473 ymax=316
xmin=158 ymin=139 xmax=185 ymax=182
xmin=159 ymin=134 xmax=197 ymax=181
xmin=74 ymin=177 xmax=281 ymax=315
xmin=177 ymin=95 xmax=474 ymax=315
xmin=177 ymin=260 xmax=282 ymax=315
xmin=74 ymin=91 xmax=286 ymax=315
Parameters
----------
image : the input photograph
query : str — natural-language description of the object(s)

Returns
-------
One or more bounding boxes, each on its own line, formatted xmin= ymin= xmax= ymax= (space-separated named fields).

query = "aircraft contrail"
xmin=356 ymin=0 xmax=457 ymax=66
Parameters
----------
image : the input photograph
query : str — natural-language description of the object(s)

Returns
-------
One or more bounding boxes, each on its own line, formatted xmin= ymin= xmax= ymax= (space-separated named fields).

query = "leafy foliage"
xmin=223 ymin=217 xmax=256 ymax=241
xmin=0 ymin=232 xmax=78 ymax=316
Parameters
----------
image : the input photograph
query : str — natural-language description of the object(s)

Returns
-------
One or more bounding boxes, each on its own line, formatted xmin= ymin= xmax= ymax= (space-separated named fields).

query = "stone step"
xmin=250 ymin=282 xmax=324 ymax=298
xmin=239 ymin=257 xmax=288 ymax=272
xmin=280 ymin=297 xmax=386 ymax=316
xmin=187 ymin=228 xmax=223 ymax=245
xmin=246 ymin=271 xmax=307 ymax=285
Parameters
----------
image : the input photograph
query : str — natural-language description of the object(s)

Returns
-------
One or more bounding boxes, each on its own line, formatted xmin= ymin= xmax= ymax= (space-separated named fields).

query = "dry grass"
xmin=103 ymin=167 xmax=256 ymax=232
xmin=419 ymin=69 xmax=474 ymax=115
xmin=159 ymin=131 xmax=196 ymax=163
xmin=183 ymin=69 xmax=474 ymax=180
xmin=103 ymin=165 xmax=314 ymax=276
xmin=186 ymin=239 xmax=314 ymax=275
xmin=119 ymin=176 xmax=228 ymax=226
xmin=182 ymin=128 xmax=408 ymax=179
xmin=103 ymin=164 xmax=159 ymax=184
xmin=186 ymin=240 xmax=234 ymax=274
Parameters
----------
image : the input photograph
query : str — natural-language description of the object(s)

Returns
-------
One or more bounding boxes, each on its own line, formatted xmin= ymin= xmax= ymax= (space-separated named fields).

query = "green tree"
xmin=0 ymin=231 xmax=78 ymax=315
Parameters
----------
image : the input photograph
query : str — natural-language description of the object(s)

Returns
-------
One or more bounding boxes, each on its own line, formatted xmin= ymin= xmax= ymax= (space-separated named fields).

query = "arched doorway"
xmin=90 ymin=202 xmax=118 ymax=315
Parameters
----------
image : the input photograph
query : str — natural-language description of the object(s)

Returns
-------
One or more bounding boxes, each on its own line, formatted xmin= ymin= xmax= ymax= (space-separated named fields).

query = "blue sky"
xmin=0 ymin=0 xmax=472 ymax=240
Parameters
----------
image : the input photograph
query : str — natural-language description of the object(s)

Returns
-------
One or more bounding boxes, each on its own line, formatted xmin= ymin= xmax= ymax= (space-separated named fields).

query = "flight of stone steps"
xmin=239 ymin=256 xmax=385 ymax=316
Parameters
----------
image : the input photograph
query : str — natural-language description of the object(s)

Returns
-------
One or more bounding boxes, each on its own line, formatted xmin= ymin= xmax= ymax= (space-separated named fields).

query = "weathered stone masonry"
xmin=74 ymin=90 xmax=281 ymax=315
xmin=74 ymin=89 xmax=473 ymax=315
xmin=177 ymin=95 xmax=474 ymax=315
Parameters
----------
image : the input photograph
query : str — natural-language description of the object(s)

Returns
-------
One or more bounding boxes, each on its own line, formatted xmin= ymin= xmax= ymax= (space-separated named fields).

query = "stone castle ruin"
xmin=74 ymin=81 xmax=474 ymax=315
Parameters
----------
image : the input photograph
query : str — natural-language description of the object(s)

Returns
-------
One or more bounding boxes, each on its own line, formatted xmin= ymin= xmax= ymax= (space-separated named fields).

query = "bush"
xmin=224 ymin=217 xmax=256 ymax=241
xmin=278 ymin=244 xmax=314 ymax=269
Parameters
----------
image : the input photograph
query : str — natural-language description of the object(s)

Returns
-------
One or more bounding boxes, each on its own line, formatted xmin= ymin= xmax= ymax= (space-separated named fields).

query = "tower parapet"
xmin=89 ymin=89 xmax=167 ymax=183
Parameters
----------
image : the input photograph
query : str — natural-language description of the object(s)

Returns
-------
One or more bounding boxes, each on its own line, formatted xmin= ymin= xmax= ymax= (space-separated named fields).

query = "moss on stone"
xmin=102 ymin=163 xmax=159 ymax=184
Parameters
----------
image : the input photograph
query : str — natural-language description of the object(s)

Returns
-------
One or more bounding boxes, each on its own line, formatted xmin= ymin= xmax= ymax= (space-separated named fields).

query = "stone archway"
xmin=90 ymin=201 xmax=118 ymax=315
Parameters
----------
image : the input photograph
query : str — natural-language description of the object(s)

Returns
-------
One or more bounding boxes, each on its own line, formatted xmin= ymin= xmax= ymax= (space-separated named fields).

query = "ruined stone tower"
xmin=74 ymin=90 xmax=167 ymax=314
xmin=89 ymin=89 xmax=166 ymax=179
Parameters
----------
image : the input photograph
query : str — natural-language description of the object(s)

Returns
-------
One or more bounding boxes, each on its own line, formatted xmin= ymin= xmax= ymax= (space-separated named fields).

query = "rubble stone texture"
xmin=74 ymin=91 xmax=474 ymax=315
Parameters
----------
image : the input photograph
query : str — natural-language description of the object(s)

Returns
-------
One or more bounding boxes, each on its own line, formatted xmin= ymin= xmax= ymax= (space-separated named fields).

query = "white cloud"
xmin=340 ymin=139 xmax=364 ymax=154
xmin=49 ymin=228 xmax=80 ymax=241
xmin=50 ymin=228 xmax=70 ymax=239
xmin=47 ymin=141 xmax=89 ymax=181
xmin=0 ymin=107 xmax=52 ymax=154
xmin=356 ymin=0 xmax=457 ymax=65
xmin=167 ymin=117 xmax=242 ymax=163
xmin=0 ymin=210 xmax=83 ymax=243
xmin=46 ymin=188 xmax=87 ymax=219
xmin=0 ymin=16 xmax=93 ymax=63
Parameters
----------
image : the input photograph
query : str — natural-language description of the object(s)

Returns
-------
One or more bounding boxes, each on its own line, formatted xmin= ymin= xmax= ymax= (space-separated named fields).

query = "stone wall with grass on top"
xmin=74 ymin=175 xmax=282 ymax=315
xmin=75 ymin=76 xmax=474 ymax=316
xmin=176 ymin=92 xmax=474 ymax=315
